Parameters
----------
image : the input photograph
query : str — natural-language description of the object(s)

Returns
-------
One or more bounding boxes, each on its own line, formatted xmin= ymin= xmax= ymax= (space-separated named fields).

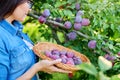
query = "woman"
xmin=0 ymin=0 xmax=71 ymax=80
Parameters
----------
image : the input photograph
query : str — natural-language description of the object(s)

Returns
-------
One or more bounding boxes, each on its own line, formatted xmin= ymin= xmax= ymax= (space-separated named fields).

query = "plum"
xmin=50 ymin=54 xmax=60 ymax=60
xmin=81 ymin=18 xmax=90 ymax=26
xmin=64 ymin=21 xmax=72 ymax=29
xmin=51 ymin=49 xmax=60 ymax=55
xmin=59 ymin=50 xmax=67 ymax=55
xmin=75 ymin=3 xmax=80 ymax=10
xmin=61 ymin=58 xmax=67 ymax=64
xmin=75 ymin=15 xmax=82 ymax=23
xmin=38 ymin=16 xmax=46 ymax=24
xmin=66 ymin=52 xmax=74 ymax=58
xmin=67 ymin=31 xmax=77 ymax=40
xmin=66 ymin=59 xmax=75 ymax=65
xmin=44 ymin=50 xmax=52 ymax=57
xmin=42 ymin=9 xmax=50 ymax=17
xmin=88 ymin=40 xmax=96 ymax=49
xmin=74 ymin=22 xmax=82 ymax=30
xmin=73 ymin=57 xmax=82 ymax=65
xmin=60 ymin=54 xmax=67 ymax=59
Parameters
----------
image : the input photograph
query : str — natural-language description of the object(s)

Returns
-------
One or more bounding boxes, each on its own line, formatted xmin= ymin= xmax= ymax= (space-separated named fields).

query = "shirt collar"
xmin=0 ymin=19 xmax=23 ymax=35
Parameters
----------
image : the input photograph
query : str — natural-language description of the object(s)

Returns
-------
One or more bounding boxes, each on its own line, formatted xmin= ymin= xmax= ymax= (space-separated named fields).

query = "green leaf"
xmin=108 ymin=44 xmax=114 ymax=49
xmin=98 ymin=56 xmax=112 ymax=72
xmin=76 ymin=63 xmax=98 ymax=77
xmin=63 ymin=10 xmax=73 ymax=16
xmin=110 ymin=74 xmax=120 ymax=80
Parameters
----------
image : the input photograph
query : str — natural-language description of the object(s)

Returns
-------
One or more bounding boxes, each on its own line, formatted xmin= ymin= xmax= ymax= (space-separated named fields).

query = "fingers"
xmin=50 ymin=59 xmax=62 ymax=65
xmin=42 ymin=68 xmax=53 ymax=74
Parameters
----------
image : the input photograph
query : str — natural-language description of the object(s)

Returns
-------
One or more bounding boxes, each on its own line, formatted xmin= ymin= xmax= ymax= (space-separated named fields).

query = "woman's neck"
xmin=4 ymin=15 xmax=14 ymax=23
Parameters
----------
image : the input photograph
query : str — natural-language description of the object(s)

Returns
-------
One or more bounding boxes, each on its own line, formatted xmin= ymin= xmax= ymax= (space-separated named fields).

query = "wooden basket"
xmin=33 ymin=42 xmax=90 ymax=71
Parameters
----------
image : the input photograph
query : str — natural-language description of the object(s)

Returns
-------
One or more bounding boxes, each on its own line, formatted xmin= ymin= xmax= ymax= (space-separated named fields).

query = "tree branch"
xmin=73 ymin=30 xmax=90 ymax=39
xmin=101 ymin=47 xmax=113 ymax=54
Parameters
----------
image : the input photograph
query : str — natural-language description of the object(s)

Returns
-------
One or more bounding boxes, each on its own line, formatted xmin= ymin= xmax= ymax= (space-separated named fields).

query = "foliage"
xmin=23 ymin=0 xmax=120 ymax=80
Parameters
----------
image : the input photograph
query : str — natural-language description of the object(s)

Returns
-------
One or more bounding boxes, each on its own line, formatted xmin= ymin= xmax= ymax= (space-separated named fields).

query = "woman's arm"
xmin=17 ymin=59 xmax=71 ymax=80
xmin=16 ymin=64 xmax=41 ymax=80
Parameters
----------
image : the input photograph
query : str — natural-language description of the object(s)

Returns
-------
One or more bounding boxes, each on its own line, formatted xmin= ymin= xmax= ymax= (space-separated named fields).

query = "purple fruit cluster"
xmin=88 ymin=40 xmax=96 ymax=49
xmin=38 ymin=9 xmax=50 ymax=24
xmin=63 ymin=3 xmax=90 ymax=31
xmin=44 ymin=49 xmax=82 ymax=65
xmin=104 ymin=54 xmax=116 ymax=61
xmin=73 ymin=2 xmax=90 ymax=31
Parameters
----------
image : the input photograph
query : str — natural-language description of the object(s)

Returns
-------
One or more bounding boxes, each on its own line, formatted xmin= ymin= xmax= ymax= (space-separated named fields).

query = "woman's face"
xmin=7 ymin=1 xmax=31 ymax=22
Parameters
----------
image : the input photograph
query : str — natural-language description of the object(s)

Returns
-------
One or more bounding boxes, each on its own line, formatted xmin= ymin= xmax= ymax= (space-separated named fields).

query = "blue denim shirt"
xmin=0 ymin=19 xmax=37 ymax=80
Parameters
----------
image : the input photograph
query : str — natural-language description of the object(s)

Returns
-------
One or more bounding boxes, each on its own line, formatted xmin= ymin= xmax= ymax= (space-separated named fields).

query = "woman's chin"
xmin=18 ymin=18 xmax=26 ymax=22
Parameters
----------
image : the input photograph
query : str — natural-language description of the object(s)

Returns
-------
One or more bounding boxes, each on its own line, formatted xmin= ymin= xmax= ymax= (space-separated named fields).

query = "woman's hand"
xmin=34 ymin=59 xmax=71 ymax=74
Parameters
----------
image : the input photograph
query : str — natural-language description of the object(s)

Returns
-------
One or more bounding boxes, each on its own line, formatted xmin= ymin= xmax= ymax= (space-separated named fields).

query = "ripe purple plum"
xmin=50 ymin=54 xmax=60 ymax=60
xmin=105 ymin=54 xmax=116 ymax=61
xmin=44 ymin=50 xmax=52 ymax=57
xmin=75 ymin=16 xmax=82 ymax=23
xmin=74 ymin=22 xmax=82 ymax=30
xmin=42 ymin=9 xmax=50 ymax=17
xmin=73 ymin=57 xmax=82 ymax=65
xmin=59 ymin=50 xmax=67 ymax=55
xmin=75 ymin=3 xmax=80 ymax=10
xmin=38 ymin=16 xmax=46 ymax=24
xmin=66 ymin=52 xmax=74 ymax=58
xmin=67 ymin=31 xmax=77 ymax=40
xmin=64 ymin=21 xmax=72 ymax=29
xmin=81 ymin=18 xmax=90 ymax=26
xmin=51 ymin=49 xmax=60 ymax=55
xmin=66 ymin=59 xmax=75 ymax=65
xmin=61 ymin=58 xmax=67 ymax=64
xmin=88 ymin=40 xmax=96 ymax=49
xmin=60 ymin=54 xmax=67 ymax=59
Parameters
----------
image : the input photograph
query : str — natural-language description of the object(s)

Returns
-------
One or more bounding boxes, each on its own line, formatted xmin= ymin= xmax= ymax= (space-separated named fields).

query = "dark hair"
xmin=0 ymin=0 xmax=30 ymax=21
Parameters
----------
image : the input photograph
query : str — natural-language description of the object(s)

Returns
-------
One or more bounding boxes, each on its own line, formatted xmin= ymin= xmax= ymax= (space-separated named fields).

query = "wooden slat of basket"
xmin=33 ymin=42 xmax=90 ymax=71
